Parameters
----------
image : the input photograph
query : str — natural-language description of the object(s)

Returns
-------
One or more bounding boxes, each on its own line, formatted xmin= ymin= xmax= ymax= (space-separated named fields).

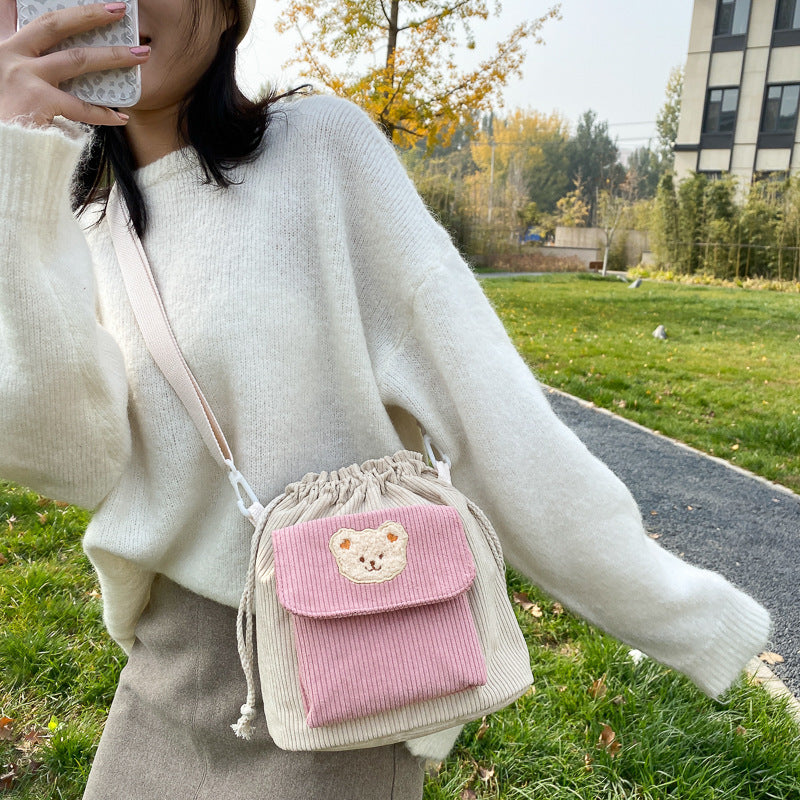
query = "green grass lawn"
xmin=2 ymin=273 xmax=800 ymax=797
xmin=480 ymin=274 xmax=800 ymax=493
xmin=2 ymin=483 xmax=799 ymax=798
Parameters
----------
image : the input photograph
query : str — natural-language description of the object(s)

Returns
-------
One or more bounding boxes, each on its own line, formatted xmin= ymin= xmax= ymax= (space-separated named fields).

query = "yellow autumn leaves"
xmin=274 ymin=0 xmax=562 ymax=149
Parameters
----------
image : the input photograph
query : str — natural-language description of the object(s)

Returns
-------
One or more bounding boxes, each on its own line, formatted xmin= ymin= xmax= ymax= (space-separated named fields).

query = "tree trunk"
xmin=602 ymin=229 xmax=614 ymax=276
xmin=380 ymin=0 xmax=400 ymax=142
xmin=386 ymin=0 xmax=400 ymax=68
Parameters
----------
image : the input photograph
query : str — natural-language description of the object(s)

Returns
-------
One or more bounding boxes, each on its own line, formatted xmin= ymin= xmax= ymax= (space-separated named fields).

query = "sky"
xmin=234 ymin=0 xmax=696 ymax=159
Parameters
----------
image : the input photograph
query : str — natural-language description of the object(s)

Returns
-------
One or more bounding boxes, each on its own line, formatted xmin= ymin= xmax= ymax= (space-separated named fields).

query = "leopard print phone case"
xmin=17 ymin=0 xmax=141 ymax=107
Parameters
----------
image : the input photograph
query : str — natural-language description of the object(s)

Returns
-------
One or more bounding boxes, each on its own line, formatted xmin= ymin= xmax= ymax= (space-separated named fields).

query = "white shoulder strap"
xmin=106 ymin=184 xmax=263 ymax=524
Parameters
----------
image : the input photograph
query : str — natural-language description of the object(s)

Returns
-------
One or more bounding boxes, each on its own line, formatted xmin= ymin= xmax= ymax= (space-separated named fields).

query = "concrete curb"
xmin=746 ymin=658 xmax=800 ymax=725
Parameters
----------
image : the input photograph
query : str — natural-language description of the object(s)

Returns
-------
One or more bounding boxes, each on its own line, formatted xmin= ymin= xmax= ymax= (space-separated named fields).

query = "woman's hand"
xmin=0 ymin=0 xmax=149 ymax=128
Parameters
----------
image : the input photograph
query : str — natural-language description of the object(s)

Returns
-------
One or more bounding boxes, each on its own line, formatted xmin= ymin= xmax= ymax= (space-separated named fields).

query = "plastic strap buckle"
xmin=224 ymin=459 xmax=264 ymax=523
xmin=422 ymin=432 xmax=452 ymax=484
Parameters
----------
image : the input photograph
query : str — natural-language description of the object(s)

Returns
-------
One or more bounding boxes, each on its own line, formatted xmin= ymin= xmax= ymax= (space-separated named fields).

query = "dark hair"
xmin=71 ymin=0 xmax=310 ymax=239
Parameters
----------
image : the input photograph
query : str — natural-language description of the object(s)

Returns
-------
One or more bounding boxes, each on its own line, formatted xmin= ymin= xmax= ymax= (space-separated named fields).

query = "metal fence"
xmin=658 ymin=241 xmax=800 ymax=282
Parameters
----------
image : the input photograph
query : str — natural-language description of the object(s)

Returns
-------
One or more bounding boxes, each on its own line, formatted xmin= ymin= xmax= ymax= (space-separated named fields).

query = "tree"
xmin=468 ymin=108 xmax=570 ymax=230
xmin=565 ymin=110 xmax=624 ymax=225
xmin=652 ymin=172 xmax=681 ymax=268
xmin=275 ymin=0 xmax=562 ymax=148
xmin=596 ymin=174 xmax=638 ymax=276
xmin=556 ymin=177 xmax=590 ymax=228
xmin=677 ymin=172 xmax=708 ymax=274
xmin=524 ymin=131 xmax=571 ymax=214
xmin=626 ymin=145 xmax=661 ymax=199
xmin=655 ymin=65 xmax=684 ymax=170
xmin=402 ymin=116 xmax=479 ymax=181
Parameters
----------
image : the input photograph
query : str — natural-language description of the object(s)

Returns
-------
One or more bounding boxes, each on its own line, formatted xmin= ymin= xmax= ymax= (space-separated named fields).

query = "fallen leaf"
xmin=17 ymin=729 xmax=45 ymax=753
xmin=0 ymin=769 xmax=16 ymax=791
xmin=477 ymin=765 xmax=495 ymax=782
xmin=512 ymin=591 xmax=530 ymax=607
xmin=512 ymin=592 xmax=543 ymax=618
xmin=648 ymin=533 xmax=661 ymax=540
xmin=87 ymin=589 xmax=102 ymax=600
xmin=551 ymin=602 xmax=564 ymax=615
xmin=476 ymin=717 xmax=489 ymax=740
xmin=759 ymin=651 xmax=785 ymax=665
xmin=650 ymin=511 xmax=658 ymax=516
xmin=588 ymin=675 xmax=607 ymax=700
xmin=36 ymin=513 xmax=48 ymax=525
xmin=597 ymin=724 xmax=621 ymax=757
xmin=735 ymin=725 xmax=747 ymax=735
xmin=5 ymin=516 xmax=16 ymax=531
xmin=583 ymin=753 xmax=593 ymax=772
xmin=0 ymin=554 xmax=6 ymax=566
xmin=54 ymin=501 xmax=70 ymax=509
xmin=460 ymin=790 xmax=477 ymax=800
xmin=611 ymin=694 xmax=625 ymax=706
xmin=0 ymin=717 xmax=14 ymax=741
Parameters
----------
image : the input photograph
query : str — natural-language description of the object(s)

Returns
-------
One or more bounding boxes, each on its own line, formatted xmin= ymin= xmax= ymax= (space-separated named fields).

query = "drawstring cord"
xmin=232 ymin=492 xmax=284 ymax=739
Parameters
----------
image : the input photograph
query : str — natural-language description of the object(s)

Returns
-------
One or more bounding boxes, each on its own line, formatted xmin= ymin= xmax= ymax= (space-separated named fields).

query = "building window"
xmin=715 ymin=0 xmax=751 ymax=36
xmin=702 ymin=88 xmax=739 ymax=143
xmin=775 ymin=0 xmax=800 ymax=30
xmin=773 ymin=0 xmax=800 ymax=45
xmin=753 ymin=170 xmax=789 ymax=183
xmin=758 ymin=84 xmax=800 ymax=147
xmin=762 ymin=85 xmax=800 ymax=133
xmin=713 ymin=0 xmax=750 ymax=50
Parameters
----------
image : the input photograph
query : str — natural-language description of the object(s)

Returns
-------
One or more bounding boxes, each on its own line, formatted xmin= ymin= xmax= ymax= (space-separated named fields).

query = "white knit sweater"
xmin=0 ymin=95 xmax=770 ymax=702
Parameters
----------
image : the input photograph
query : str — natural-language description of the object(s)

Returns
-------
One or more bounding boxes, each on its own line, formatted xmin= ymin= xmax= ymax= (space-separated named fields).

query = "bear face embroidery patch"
xmin=328 ymin=520 xmax=409 ymax=584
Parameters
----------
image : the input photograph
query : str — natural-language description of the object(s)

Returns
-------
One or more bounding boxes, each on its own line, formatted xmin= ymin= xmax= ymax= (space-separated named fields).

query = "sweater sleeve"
xmin=365 ymin=163 xmax=772 ymax=702
xmin=0 ymin=118 xmax=131 ymax=510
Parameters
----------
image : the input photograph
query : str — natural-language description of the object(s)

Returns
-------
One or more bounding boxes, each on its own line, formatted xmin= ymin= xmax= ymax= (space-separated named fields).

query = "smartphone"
xmin=16 ymin=0 xmax=141 ymax=108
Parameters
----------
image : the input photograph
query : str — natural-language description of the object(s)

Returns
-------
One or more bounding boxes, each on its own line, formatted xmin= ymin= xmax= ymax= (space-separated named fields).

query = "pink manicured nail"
xmin=105 ymin=3 xmax=127 ymax=12
xmin=129 ymin=45 xmax=150 ymax=56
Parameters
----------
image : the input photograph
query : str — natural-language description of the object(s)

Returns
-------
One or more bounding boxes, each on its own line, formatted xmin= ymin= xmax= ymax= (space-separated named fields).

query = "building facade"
xmin=675 ymin=0 xmax=800 ymax=189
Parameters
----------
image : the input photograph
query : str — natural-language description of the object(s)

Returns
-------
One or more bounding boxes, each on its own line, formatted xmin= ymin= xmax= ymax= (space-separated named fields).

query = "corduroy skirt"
xmin=82 ymin=575 xmax=426 ymax=800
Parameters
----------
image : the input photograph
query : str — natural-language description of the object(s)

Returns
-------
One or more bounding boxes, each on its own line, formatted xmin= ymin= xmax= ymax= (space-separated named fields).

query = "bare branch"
xmin=397 ymin=0 xmax=473 ymax=32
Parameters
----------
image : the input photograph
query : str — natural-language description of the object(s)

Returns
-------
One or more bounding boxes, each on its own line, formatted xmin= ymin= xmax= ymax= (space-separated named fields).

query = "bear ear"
xmin=386 ymin=532 xmax=398 ymax=543
xmin=339 ymin=538 xmax=351 ymax=550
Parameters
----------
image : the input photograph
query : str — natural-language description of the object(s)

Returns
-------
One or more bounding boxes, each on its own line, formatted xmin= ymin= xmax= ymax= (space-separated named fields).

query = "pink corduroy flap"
xmin=272 ymin=504 xmax=476 ymax=618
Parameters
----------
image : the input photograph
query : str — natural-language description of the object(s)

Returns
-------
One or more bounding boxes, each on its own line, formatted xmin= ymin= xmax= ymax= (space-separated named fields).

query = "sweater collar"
xmin=133 ymin=144 xmax=201 ymax=190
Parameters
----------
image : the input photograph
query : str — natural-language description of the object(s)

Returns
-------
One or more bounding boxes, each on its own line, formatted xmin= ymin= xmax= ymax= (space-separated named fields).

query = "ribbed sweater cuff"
xmin=685 ymin=589 xmax=772 ymax=699
xmin=0 ymin=116 xmax=91 ymax=221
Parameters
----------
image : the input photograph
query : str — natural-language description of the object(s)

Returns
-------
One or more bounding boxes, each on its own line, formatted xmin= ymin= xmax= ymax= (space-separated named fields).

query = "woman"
xmin=0 ymin=1 xmax=772 ymax=798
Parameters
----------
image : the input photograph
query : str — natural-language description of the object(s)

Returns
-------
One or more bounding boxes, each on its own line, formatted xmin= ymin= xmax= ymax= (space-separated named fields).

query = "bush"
xmin=650 ymin=171 xmax=800 ymax=280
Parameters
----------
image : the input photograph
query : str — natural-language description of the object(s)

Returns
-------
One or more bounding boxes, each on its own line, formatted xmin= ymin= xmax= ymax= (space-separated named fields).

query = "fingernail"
xmin=116 ymin=112 xmax=130 ymax=121
xmin=105 ymin=3 xmax=127 ymax=12
xmin=129 ymin=45 xmax=151 ymax=56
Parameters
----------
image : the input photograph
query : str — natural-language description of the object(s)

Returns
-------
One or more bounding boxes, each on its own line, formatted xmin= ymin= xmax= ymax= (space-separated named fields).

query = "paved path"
xmin=545 ymin=388 xmax=800 ymax=696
